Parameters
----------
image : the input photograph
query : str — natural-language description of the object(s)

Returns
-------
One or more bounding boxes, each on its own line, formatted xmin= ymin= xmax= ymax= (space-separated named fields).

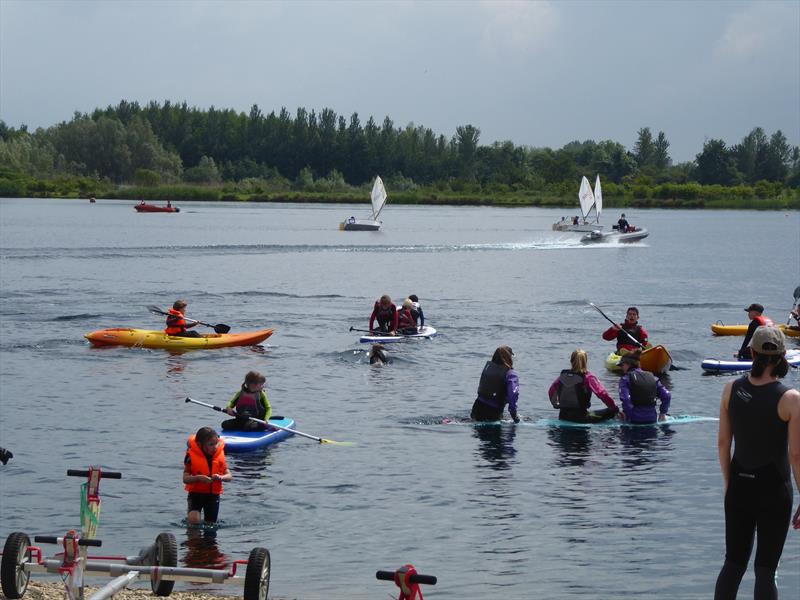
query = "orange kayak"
xmin=85 ymin=328 xmax=273 ymax=350
xmin=605 ymin=345 xmax=673 ymax=375
xmin=711 ymin=323 xmax=800 ymax=338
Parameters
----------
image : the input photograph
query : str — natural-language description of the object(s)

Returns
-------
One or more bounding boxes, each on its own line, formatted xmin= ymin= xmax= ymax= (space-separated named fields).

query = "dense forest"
xmin=0 ymin=100 xmax=798 ymax=206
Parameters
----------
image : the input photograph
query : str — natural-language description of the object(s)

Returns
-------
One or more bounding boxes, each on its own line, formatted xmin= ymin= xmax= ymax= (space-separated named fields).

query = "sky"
xmin=0 ymin=0 xmax=798 ymax=163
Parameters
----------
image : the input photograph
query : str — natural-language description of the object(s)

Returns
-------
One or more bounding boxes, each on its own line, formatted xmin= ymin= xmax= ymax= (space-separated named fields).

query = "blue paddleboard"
xmin=701 ymin=349 xmax=800 ymax=373
xmin=534 ymin=415 xmax=718 ymax=428
xmin=220 ymin=417 xmax=295 ymax=453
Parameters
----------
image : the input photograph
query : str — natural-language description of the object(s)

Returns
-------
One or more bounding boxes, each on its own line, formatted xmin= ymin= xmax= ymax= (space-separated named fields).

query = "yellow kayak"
xmin=710 ymin=323 xmax=800 ymax=338
xmin=85 ymin=328 xmax=274 ymax=350
xmin=605 ymin=345 xmax=673 ymax=375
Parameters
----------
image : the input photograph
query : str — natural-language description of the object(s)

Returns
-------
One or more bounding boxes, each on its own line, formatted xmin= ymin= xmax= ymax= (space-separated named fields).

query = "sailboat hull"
xmin=552 ymin=222 xmax=604 ymax=232
xmin=340 ymin=218 xmax=381 ymax=231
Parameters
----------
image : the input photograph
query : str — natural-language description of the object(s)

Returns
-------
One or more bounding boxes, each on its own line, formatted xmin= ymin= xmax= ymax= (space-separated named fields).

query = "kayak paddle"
xmin=588 ymin=302 xmax=645 ymax=349
xmin=184 ymin=397 xmax=353 ymax=446
xmin=147 ymin=306 xmax=231 ymax=334
xmin=787 ymin=286 xmax=800 ymax=325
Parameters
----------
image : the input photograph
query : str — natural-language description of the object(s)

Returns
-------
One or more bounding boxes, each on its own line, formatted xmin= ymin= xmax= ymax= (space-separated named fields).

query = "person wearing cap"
xmin=617 ymin=213 xmax=630 ymax=233
xmin=617 ymin=351 xmax=670 ymax=424
xmin=714 ymin=326 xmax=800 ymax=598
xmin=602 ymin=306 xmax=649 ymax=353
xmin=471 ymin=346 xmax=520 ymax=423
xmin=736 ymin=303 xmax=774 ymax=360
xmin=548 ymin=349 xmax=621 ymax=423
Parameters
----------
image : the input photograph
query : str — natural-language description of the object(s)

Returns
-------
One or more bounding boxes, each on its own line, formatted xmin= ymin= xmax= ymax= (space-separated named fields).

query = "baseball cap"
xmin=750 ymin=326 xmax=786 ymax=355
xmin=744 ymin=303 xmax=764 ymax=313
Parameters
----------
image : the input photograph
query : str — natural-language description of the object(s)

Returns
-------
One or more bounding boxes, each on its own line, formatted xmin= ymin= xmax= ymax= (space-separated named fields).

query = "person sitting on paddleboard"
xmin=369 ymin=294 xmax=398 ymax=333
xmin=617 ymin=352 xmax=670 ymax=424
xmin=165 ymin=300 xmax=201 ymax=338
xmin=471 ymin=346 xmax=520 ymax=423
xmin=369 ymin=343 xmax=388 ymax=365
xmin=396 ymin=299 xmax=418 ymax=335
xmin=221 ymin=371 xmax=272 ymax=431
xmin=408 ymin=294 xmax=425 ymax=328
xmin=602 ymin=306 xmax=648 ymax=353
xmin=617 ymin=213 xmax=630 ymax=232
xmin=548 ymin=349 xmax=621 ymax=423
xmin=183 ymin=427 xmax=231 ymax=525
xmin=737 ymin=303 xmax=774 ymax=360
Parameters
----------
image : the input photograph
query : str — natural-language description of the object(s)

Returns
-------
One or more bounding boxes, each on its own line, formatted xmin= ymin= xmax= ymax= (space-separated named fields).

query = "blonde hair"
xmin=570 ymin=349 xmax=588 ymax=374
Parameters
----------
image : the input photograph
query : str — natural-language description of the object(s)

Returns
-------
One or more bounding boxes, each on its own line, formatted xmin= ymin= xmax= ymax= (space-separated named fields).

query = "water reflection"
xmin=617 ymin=424 xmax=676 ymax=468
xmin=181 ymin=527 xmax=229 ymax=569
xmin=472 ymin=424 xmax=517 ymax=470
xmin=546 ymin=427 xmax=592 ymax=467
xmin=165 ymin=354 xmax=187 ymax=379
xmin=227 ymin=451 xmax=275 ymax=482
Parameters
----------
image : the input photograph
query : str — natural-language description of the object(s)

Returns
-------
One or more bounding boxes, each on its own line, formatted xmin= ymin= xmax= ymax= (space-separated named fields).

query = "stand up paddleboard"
xmin=535 ymin=415 xmax=717 ymax=428
xmin=359 ymin=325 xmax=438 ymax=343
xmin=220 ymin=417 xmax=295 ymax=452
xmin=701 ymin=349 xmax=800 ymax=373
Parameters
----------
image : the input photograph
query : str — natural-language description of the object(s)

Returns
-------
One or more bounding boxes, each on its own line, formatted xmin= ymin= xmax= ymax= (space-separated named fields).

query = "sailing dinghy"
xmin=340 ymin=176 xmax=388 ymax=231
xmin=552 ymin=175 xmax=604 ymax=232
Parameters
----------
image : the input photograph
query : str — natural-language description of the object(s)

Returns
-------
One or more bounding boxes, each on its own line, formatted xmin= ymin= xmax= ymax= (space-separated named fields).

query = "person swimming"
xmin=369 ymin=344 xmax=388 ymax=365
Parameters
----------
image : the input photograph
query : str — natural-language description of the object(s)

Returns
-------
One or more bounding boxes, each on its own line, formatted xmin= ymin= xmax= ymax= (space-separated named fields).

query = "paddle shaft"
xmin=147 ymin=306 xmax=230 ymax=333
xmin=588 ymin=303 xmax=645 ymax=349
xmin=349 ymin=326 xmax=418 ymax=336
xmin=185 ymin=397 xmax=329 ymax=443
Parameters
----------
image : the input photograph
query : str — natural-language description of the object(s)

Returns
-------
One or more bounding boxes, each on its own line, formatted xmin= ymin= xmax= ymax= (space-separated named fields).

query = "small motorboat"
xmin=581 ymin=227 xmax=648 ymax=243
xmin=134 ymin=202 xmax=180 ymax=213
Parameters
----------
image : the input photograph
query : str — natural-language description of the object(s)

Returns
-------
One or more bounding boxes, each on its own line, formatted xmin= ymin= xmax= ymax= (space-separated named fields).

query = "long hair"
xmin=492 ymin=346 xmax=514 ymax=370
xmin=750 ymin=350 xmax=789 ymax=378
xmin=570 ymin=349 xmax=588 ymax=374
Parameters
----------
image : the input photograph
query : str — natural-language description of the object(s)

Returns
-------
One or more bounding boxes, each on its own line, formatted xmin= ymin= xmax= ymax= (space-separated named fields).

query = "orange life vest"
xmin=165 ymin=308 xmax=186 ymax=335
xmin=184 ymin=435 xmax=227 ymax=495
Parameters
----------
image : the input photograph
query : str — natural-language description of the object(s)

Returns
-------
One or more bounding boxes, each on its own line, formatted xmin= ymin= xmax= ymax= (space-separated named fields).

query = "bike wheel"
xmin=243 ymin=547 xmax=270 ymax=600
xmin=150 ymin=533 xmax=177 ymax=596
xmin=1 ymin=532 xmax=31 ymax=599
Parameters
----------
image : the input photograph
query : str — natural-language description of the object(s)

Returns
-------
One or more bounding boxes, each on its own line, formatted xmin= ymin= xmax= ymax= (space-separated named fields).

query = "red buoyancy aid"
xmin=754 ymin=315 xmax=773 ymax=327
xmin=184 ymin=435 xmax=227 ymax=495
xmin=397 ymin=308 xmax=415 ymax=330
xmin=616 ymin=323 xmax=645 ymax=350
xmin=165 ymin=308 xmax=186 ymax=335
xmin=232 ymin=390 xmax=265 ymax=419
xmin=374 ymin=301 xmax=396 ymax=321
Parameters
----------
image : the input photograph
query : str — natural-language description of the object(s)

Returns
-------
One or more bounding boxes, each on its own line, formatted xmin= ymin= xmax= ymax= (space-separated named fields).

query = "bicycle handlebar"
xmin=67 ymin=469 xmax=122 ymax=479
xmin=376 ymin=571 xmax=437 ymax=585
xmin=34 ymin=536 xmax=102 ymax=547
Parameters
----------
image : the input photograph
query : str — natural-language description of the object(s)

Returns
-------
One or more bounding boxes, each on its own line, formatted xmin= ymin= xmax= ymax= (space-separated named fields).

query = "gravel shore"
xmin=1 ymin=581 xmax=296 ymax=600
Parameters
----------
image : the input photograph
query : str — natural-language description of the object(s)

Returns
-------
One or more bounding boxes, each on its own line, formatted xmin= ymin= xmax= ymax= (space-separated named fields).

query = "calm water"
xmin=0 ymin=198 xmax=799 ymax=599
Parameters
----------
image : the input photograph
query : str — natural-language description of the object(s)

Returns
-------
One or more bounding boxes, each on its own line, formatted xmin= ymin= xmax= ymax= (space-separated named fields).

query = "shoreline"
xmin=1 ymin=581 xmax=297 ymax=600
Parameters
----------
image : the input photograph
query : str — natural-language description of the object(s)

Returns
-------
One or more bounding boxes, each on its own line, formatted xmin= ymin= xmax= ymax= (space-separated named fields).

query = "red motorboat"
xmin=134 ymin=202 xmax=180 ymax=213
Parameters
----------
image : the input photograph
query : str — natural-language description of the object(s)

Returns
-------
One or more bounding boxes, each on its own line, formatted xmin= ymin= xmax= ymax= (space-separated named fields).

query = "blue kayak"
xmin=220 ymin=417 xmax=295 ymax=453
xmin=701 ymin=349 xmax=800 ymax=373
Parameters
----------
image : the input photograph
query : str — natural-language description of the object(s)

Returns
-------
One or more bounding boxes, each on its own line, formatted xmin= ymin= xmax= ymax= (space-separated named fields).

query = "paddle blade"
xmin=320 ymin=439 xmax=355 ymax=446
xmin=147 ymin=305 xmax=167 ymax=316
xmin=213 ymin=324 xmax=231 ymax=334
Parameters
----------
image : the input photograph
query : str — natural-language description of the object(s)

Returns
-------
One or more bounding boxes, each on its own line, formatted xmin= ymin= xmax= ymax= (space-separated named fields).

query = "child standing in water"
xmin=183 ymin=427 xmax=231 ymax=525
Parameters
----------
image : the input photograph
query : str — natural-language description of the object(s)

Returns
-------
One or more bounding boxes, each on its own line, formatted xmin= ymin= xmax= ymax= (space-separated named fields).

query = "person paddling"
xmin=471 ymin=346 xmax=520 ymax=423
xmin=183 ymin=427 xmax=231 ymax=526
xmin=165 ymin=300 xmax=201 ymax=338
xmin=618 ymin=351 xmax=670 ymax=424
xmin=602 ymin=306 xmax=648 ymax=353
xmin=221 ymin=371 xmax=272 ymax=431
xmin=737 ymin=303 xmax=773 ymax=360
xmin=714 ymin=326 xmax=800 ymax=598
xmin=369 ymin=294 xmax=398 ymax=333
xmin=548 ymin=349 xmax=621 ymax=423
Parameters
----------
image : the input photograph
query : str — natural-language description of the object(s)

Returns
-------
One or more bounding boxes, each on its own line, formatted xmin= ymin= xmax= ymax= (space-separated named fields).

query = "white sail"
xmin=593 ymin=175 xmax=603 ymax=220
xmin=371 ymin=176 xmax=388 ymax=220
xmin=578 ymin=176 xmax=595 ymax=220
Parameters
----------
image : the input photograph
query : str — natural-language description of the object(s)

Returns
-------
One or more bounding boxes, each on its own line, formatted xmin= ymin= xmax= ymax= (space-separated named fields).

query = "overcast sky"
xmin=1 ymin=0 xmax=798 ymax=162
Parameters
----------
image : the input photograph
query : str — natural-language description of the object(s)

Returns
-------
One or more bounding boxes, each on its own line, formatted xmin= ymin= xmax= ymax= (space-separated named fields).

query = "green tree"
xmin=633 ymin=127 xmax=655 ymax=169
xmin=653 ymin=131 xmax=671 ymax=170
xmin=694 ymin=139 xmax=740 ymax=185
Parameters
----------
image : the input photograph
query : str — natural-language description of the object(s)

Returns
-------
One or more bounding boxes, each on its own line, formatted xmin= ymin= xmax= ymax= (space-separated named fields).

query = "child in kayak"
xmin=165 ymin=300 xmax=201 ymax=338
xmin=221 ymin=371 xmax=272 ymax=431
xmin=618 ymin=352 xmax=671 ymax=424
xmin=602 ymin=306 xmax=648 ymax=352
xmin=183 ymin=427 xmax=231 ymax=525
xmin=548 ymin=349 xmax=621 ymax=423
xmin=471 ymin=346 xmax=520 ymax=423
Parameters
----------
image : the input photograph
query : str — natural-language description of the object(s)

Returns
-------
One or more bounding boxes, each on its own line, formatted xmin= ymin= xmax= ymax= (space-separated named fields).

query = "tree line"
xmin=0 ymin=100 xmax=798 ymax=193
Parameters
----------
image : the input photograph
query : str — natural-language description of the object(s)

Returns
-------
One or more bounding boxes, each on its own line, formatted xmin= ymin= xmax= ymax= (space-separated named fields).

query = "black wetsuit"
xmin=714 ymin=377 xmax=792 ymax=600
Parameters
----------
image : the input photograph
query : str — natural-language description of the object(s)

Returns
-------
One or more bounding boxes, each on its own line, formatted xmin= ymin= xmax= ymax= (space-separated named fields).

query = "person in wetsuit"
xmin=396 ymin=299 xmax=418 ymax=335
xmin=715 ymin=326 xmax=800 ymax=599
xmin=221 ymin=370 xmax=272 ymax=431
xmin=602 ymin=306 xmax=648 ymax=353
xmin=737 ymin=303 xmax=773 ymax=360
xmin=548 ymin=349 xmax=621 ymax=423
xmin=369 ymin=294 xmax=398 ymax=333
xmin=470 ymin=346 xmax=520 ymax=423
xmin=617 ymin=352 xmax=670 ymax=424
xmin=617 ymin=213 xmax=630 ymax=232
xmin=408 ymin=294 xmax=425 ymax=328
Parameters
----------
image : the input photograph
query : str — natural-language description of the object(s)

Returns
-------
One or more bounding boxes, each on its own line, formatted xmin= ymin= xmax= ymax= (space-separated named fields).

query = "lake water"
xmin=0 ymin=198 xmax=798 ymax=599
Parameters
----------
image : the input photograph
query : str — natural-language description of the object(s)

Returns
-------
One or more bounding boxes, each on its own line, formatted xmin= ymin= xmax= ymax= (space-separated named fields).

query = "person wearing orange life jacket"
xmin=396 ymin=299 xmax=418 ymax=335
xmin=737 ymin=303 xmax=774 ymax=360
xmin=602 ymin=306 xmax=648 ymax=353
xmin=369 ymin=294 xmax=398 ymax=333
xmin=165 ymin=299 xmax=201 ymax=338
xmin=183 ymin=427 xmax=231 ymax=525
xmin=221 ymin=371 xmax=272 ymax=431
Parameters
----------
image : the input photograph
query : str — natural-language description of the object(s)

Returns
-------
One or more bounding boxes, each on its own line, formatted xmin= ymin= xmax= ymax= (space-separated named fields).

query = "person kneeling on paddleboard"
xmin=222 ymin=371 xmax=272 ymax=431
xmin=165 ymin=299 xmax=201 ymax=338
xmin=369 ymin=294 xmax=398 ymax=333
xmin=471 ymin=346 xmax=520 ymax=423
xmin=408 ymin=294 xmax=425 ymax=328
xmin=602 ymin=306 xmax=648 ymax=353
xmin=396 ymin=299 xmax=418 ymax=335
xmin=737 ymin=303 xmax=773 ymax=360
xmin=183 ymin=427 xmax=231 ymax=526
xmin=618 ymin=352 xmax=670 ymax=424
xmin=549 ymin=349 xmax=621 ymax=423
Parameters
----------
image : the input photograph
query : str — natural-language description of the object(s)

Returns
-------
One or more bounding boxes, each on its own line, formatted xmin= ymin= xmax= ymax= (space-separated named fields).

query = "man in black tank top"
xmin=714 ymin=326 xmax=800 ymax=599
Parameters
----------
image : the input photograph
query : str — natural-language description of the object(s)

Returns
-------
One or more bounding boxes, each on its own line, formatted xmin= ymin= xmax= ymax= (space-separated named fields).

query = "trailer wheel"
xmin=1 ymin=532 xmax=31 ymax=599
xmin=243 ymin=547 xmax=270 ymax=600
xmin=150 ymin=533 xmax=177 ymax=596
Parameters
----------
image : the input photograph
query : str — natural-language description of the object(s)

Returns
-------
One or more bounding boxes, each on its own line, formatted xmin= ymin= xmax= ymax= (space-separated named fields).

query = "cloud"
xmin=479 ymin=0 xmax=560 ymax=56
xmin=714 ymin=1 xmax=796 ymax=60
